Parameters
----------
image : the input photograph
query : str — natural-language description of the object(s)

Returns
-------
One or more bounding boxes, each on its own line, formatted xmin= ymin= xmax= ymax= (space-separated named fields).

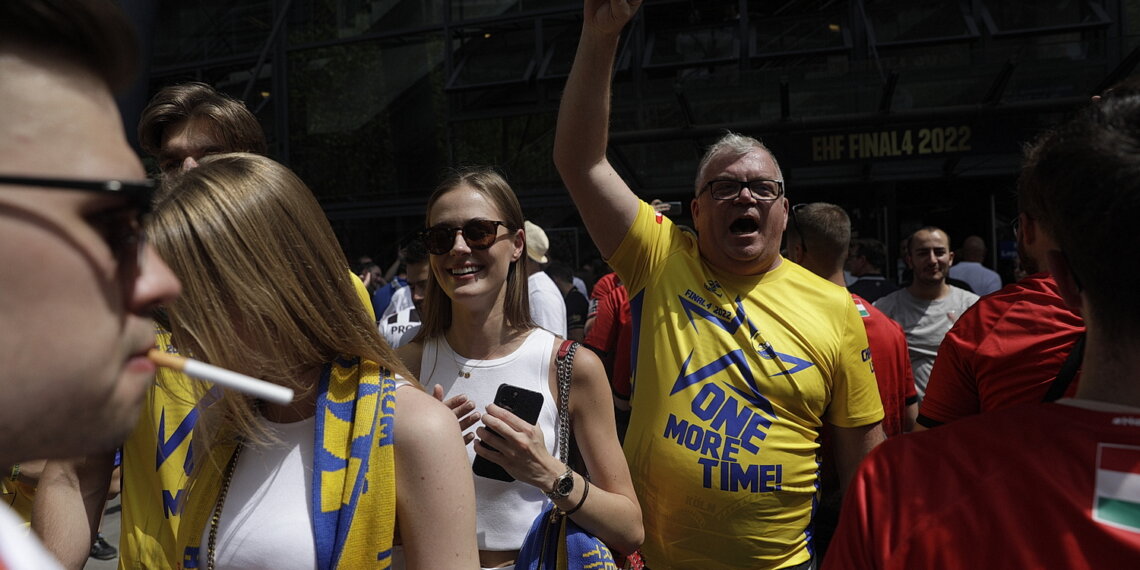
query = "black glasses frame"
xmin=419 ymin=219 xmax=510 ymax=255
xmin=0 ymin=175 xmax=156 ymax=213
xmin=700 ymin=178 xmax=785 ymax=201
xmin=0 ymin=174 xmax=156 ymax=277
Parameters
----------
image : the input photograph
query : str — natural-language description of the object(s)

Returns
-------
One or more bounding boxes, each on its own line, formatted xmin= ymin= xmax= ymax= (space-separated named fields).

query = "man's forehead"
xmin=911 ymin=231 xmax=949 ymax=250
xmin=699 ymin=148 xmax=780 ymax=182
xmin=0 ymin=52 xmax=142 ymax=181
xmin=160 ymin=117 xmax=226 ymax=155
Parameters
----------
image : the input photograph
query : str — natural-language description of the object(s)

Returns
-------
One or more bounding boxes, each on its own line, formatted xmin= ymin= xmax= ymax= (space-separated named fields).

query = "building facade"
xmin=128 ymin=0 xmax=1140 ymax=278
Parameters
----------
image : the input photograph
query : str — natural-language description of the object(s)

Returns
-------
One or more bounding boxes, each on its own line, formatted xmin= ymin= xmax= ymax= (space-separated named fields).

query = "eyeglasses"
xmin=419 ymin=219 xmax=510 ymax=255
xmin=0 ymin=174 xmax=155 ymax=278
xmin=700 ymin=179 xmax=784 ymax=201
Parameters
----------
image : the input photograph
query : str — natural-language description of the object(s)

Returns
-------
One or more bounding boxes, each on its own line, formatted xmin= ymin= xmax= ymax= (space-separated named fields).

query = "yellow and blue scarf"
xmin=176 ymin=356 xmax=397 ymax=569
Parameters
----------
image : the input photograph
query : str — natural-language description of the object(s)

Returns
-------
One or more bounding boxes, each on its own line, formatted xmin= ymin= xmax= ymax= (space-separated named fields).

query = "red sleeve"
xmin=920 ymin=309 xmax=984 ymax=424
xmin=822 ymin=447 xmax=887 ymax=570
xmin=587 ymin=273 xmax=619 ymax=318
xmin=585 ymin=289 xmax=619 ymax=354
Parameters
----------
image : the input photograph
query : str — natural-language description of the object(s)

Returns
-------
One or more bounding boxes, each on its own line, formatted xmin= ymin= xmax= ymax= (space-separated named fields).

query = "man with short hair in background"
xmin=874 ymin=227 xmax=979 ymax=401
xmin=784 ymin=202 xmax=917 ymax=562
xmin=846 ymin=238 xmax=898 ymax=303
xmin=948 ymin=235 xmax=1002 ymax=296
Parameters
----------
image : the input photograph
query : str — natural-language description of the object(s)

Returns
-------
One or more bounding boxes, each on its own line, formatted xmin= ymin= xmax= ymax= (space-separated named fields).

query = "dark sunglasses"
xmin=0 ymin=174 xmax=155 ymax=278
xmin=419 ymin=219 xmax=510 ymax=255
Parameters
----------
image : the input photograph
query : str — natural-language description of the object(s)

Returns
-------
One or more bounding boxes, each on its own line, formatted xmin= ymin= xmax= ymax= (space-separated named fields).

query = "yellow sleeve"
xmin=350 ymin=271 xmax=376 ymax=320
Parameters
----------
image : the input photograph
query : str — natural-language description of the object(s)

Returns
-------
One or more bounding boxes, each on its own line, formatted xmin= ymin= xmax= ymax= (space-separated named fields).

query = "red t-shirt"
xmin=853 ymin=294 xmax=917 ymax=437
xmin=824 ymin=402 xmax=1140 ymax=569
xmin=920 ymin=273 xmax=1085 ymax=425
xmin=584 ymin=279 xmax=632 ymax=399
xmin=587 ymin=272 xmax=621 ymax=319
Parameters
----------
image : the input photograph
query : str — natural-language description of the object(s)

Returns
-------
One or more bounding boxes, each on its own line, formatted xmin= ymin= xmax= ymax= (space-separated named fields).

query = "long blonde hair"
xmin=150 ymin=153 xmax=415 ymax=445
xmin=415 ymin=167 xmax=535 ymax=340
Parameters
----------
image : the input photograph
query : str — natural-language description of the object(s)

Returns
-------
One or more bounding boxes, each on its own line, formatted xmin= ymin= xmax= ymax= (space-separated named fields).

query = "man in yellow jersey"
xmin=553 ymin=2 xmax=885 ymax=568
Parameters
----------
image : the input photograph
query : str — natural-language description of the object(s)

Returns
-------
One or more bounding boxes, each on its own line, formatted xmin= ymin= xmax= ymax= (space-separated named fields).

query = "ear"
xmin=690 ymin=197 xmax=701 ymax=219
xmin=947 ymin=250 xmax=955 ymax=266
xmin=1045 ymin=249 xmax=1084 ymax=316
xmin=510 ymin=228 xmax=525 ymax=262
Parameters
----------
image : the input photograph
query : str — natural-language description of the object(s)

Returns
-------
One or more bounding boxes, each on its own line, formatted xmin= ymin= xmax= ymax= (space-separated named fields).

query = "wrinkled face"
xmin=691 ymin=149 xmax=789 ymax=276
xmin=906 ymin=229 xmax=953 ymax=286
xmin=158 ymin=116 xmax=226 ymax=176
xmin=406 ymin=260 xmax=430 ymax=313
xmin=0 ymin=52 xmax=181 ymax=463
xmin=426 ymin=185 xmax=524 ymax=310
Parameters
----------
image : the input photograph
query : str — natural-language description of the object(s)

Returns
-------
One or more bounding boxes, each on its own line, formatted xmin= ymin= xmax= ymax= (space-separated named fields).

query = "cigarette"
xmin=147 ymin=349 xmax=295 ymax=405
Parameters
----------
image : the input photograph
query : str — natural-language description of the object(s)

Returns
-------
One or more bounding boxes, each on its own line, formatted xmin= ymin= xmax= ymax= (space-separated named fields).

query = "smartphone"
xmin=472 ymin=383 xmax=545 ymax=482
xmin=665 ymin=201 xmax=683 ymax=216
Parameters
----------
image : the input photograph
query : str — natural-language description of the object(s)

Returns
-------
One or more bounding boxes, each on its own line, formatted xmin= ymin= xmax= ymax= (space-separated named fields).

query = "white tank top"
xmin=420 ymin=328 xmax=559 ymax=551
xmin=203 ymin=377 xmax=412 ymax=569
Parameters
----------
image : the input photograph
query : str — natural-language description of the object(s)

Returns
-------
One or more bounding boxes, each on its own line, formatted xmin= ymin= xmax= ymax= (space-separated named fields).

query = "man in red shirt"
xmin=918 ymin=196 xmax=1084 ymax=427
xmin=786 ymin=203 xmax=917 ymax=437
xmin=825 ymin=84 xmax=1140 ymax=569
xmin=785 ymin=202 xmax=917 ymax=560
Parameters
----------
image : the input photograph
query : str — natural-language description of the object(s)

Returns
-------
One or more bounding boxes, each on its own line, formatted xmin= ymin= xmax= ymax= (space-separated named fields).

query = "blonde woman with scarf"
xmin=397 ymin=168 xmax=643 ymax=570
xmin=149 ymin=153 xmax=479 ymax=569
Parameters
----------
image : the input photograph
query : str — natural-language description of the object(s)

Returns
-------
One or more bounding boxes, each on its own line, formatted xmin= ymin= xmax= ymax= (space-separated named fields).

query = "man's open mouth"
xmin=730 ymin=216 xmax=760 ymax=234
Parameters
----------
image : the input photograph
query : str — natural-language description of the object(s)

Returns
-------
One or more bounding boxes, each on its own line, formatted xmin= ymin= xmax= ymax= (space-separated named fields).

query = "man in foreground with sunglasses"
xmin=553 ymin=1 xmax=885 ymax=568
xmin=0 ymin=0 xmax=182 ymax=567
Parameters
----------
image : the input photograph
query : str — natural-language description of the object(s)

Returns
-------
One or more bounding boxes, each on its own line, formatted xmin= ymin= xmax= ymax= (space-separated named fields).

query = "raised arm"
xmin=554 ymin=0 xmax=645 ymax=258
xmin=394 ymin=385 xmax=480 ymax=569
xmin=32 ymin=453 xmax=116 ymax=570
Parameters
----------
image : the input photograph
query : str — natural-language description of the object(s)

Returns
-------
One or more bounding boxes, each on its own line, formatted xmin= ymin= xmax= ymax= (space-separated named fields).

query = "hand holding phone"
xmin=472 ymin=383 xmax=544 ymax=482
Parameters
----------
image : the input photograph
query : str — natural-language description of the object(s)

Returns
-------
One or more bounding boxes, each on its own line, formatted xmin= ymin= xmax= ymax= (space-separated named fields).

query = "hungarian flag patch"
xmin=1094 ymin=443 xmax=1140 ymax=533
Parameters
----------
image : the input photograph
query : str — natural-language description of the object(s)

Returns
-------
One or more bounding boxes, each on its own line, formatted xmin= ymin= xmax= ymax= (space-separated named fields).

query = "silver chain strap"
xmin=555 ymin=341 xmax=577 ymax=464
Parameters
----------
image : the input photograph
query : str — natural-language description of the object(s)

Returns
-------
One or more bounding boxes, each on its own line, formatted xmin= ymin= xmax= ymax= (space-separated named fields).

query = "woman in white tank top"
xmin=396 ymin=168 xmax=643 ymax=570
xmin=148 ymin=154 xmax=479 ymax=569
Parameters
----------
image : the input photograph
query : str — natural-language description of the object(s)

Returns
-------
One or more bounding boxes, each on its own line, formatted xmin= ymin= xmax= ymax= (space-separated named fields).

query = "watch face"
xmin=556 ymin=473 xmax=574 ymax=496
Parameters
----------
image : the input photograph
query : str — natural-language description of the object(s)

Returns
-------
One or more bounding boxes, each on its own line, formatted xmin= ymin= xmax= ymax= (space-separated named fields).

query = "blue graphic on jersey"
xmin=671 ymin=349 xmax=775 ymax=416
xmin=156 ymin=406 xmax=198 ymax=475
xmin=757 ymin=346 xmax=815 ymax=377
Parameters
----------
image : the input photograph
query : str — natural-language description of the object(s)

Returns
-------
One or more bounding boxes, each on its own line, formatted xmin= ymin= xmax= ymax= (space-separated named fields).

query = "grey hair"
xmin=695 ymin=132 xmax=781 ymax=195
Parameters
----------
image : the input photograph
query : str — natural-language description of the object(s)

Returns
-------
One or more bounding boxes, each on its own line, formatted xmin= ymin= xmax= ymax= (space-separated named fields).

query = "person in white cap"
xmin=525 ymin=220 xmax=568 ymax=337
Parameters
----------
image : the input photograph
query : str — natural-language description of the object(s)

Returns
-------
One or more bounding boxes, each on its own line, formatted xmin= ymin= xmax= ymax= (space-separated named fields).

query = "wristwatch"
xmin=545 ymin=467 xmax=574 ymax=500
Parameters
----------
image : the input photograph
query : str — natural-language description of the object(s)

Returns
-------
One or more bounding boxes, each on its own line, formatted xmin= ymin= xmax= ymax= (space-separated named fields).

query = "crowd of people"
xmin=3 ymin=0 xmax=1140 ymax=569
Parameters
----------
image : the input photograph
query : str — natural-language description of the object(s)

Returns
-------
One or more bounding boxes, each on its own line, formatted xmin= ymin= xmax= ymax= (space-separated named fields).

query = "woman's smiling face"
xmin=426 ymin=184 xmax=524 ymax=307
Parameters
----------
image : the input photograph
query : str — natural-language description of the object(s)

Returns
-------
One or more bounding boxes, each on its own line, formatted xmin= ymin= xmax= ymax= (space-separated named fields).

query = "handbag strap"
xmin=1042 ymin=332 xmax=1086 ymax=402
xmin=555 ymin=339 xmax=578 ymax=464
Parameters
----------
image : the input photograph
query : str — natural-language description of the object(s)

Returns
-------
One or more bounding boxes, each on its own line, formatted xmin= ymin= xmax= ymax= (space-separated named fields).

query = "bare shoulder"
xmin=395 ymin=341 xmax=424 ymax=379
xmin=394 ymin=384 xmax=461 ymax=440
xmin=567 ymin=341 xmax=605 ymax=380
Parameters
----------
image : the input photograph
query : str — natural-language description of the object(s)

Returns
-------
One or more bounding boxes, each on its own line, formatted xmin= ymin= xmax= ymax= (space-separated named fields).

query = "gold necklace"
xmin=207 ymin=440 xmax=244 ymax=570
xmin=455 ymin=356 xmax=475 ymax=379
